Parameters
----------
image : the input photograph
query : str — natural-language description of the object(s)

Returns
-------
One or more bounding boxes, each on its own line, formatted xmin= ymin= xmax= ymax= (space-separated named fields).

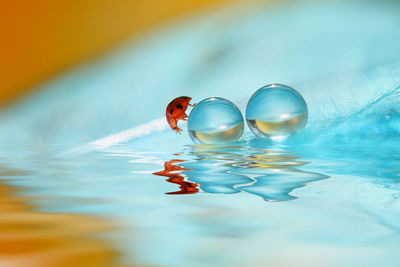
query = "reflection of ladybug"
xmin=166 ymin=96 xmax=195 ymax=134
xmin=153 ymin=159 xmax=199 ymax=195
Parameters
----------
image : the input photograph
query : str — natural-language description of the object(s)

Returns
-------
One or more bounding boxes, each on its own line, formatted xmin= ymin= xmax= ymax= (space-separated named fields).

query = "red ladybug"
xmin=166 ymin=96 xmax=195 ymax=134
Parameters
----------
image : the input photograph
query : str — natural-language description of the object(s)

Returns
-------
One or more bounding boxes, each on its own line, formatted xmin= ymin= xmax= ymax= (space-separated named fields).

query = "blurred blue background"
xmin=1 ymin=0 xmax=399 ymax=149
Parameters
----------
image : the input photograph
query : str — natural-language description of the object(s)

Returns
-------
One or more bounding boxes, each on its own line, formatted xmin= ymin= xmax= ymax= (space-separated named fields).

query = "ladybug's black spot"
xmin=169 ymin=109 xmax=174 ymax=115
xmin=176 ymin=104 xmax=183 ymax=109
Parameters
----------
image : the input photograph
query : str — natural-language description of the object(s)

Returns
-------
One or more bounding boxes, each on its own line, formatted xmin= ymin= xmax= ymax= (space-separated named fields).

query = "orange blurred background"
xmin=0 ymin=0 xmax=237 ymax=107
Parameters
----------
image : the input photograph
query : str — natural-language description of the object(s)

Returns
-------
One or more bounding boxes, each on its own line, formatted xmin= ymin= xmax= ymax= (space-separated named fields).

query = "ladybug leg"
xmin=177 ymin=113 xmax=189 ymax=120
xmin=189 ymin=103 xmax=196 ymax=107
xmin=175 ymin=127 xmax=183 ymax=134
xmin=181 ymin=114 xmax=188 ymax=121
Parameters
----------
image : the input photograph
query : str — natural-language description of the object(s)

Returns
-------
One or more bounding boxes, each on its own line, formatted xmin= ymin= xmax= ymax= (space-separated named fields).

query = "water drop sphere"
xmin=246 ymin=84 xmax=308 ymax=139
xmin=188 ymin=97 xmax=244 ymax=144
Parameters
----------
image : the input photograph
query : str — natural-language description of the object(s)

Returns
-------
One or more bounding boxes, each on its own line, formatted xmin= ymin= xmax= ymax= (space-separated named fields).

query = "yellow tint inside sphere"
xmin=189 ymin=122 xmax=243 ymax=144
xmin=252 ymin=112 xmax=307 ymax=136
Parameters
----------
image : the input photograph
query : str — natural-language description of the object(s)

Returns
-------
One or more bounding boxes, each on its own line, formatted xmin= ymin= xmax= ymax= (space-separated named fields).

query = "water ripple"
xmin=152 ymin=144 xmax=329 ymax=201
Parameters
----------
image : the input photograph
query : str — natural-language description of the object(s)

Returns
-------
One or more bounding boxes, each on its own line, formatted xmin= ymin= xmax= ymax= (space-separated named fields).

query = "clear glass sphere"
xmin=188 ymin=97 xmax=244 ymax=144
xmin=246 ymin=84 xmax=308 ymax=139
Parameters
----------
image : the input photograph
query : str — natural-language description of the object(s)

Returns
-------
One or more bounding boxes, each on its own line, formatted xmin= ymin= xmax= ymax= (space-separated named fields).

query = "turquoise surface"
xmin=1 ymin=0 xmax=400 ymax=266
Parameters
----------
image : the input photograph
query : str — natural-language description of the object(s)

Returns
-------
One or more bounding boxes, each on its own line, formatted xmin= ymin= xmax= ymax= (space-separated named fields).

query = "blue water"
xmin=1 ymin=0 xmax=400 ymax=266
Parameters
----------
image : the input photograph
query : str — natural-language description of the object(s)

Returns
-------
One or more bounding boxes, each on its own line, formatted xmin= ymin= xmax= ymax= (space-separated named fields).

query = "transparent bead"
xmin=188 ymin=97 xmax=244 ymax=144
xmin=246 ymin=84 xmax=308 ymax=140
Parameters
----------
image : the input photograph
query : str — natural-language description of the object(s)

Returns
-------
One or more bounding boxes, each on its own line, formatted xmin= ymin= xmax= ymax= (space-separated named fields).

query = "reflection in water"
xmin=159 ymin=144 xmax=329 ymax=201
xmin=153 ymin=160 xmax=199 ymax=194
xmin=0 ymin=166 xmax=126 ymax=267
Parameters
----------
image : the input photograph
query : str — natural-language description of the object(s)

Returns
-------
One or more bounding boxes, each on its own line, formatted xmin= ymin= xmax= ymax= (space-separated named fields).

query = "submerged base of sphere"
xmin=247 ymin=112 xmax=307 ymax=139
xmin=246 ymin=84 xmax=308 ymax=140
xmin=187 ymin=97 xmax=244 ymax=144
xmin=189 ymin=122 xmax=244 ymax=144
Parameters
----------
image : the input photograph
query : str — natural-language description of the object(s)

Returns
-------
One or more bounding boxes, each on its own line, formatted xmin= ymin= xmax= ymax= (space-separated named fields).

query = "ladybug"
xmin=166 ymin=96 xmax=195 ymax=134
